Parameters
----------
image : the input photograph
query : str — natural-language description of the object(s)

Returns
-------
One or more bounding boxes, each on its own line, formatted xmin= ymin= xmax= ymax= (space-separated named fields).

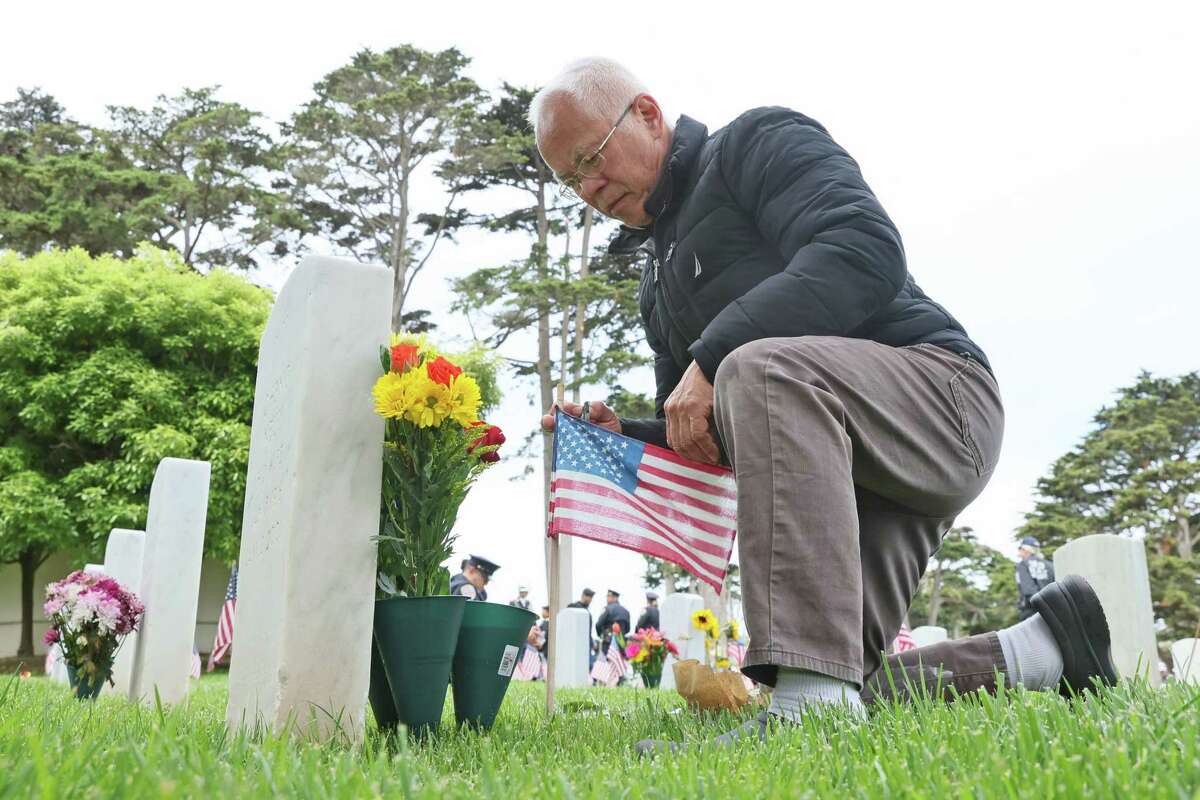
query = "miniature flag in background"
xmin=590 ymin=636 xmax=627 ymax=688
xmin=726 ymin=640 xmax=747 ymax=667
xmin=892 ymin=622 xmax=916 ymax=653
xmin=207 ymin=564 xmax=238 ymax=672
xmin=547 ymin=411 xmax=737 ymax=593
xmin=514 ymin=645 xmax=544 ymax=682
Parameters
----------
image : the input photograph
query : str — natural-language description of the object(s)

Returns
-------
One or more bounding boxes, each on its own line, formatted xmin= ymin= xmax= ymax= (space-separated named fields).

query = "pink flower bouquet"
xmin=43 ymin=570 xmax=145 ymax=699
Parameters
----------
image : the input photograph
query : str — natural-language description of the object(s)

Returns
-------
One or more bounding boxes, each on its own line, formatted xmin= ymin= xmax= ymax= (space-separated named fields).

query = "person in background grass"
xmin=1015 ymin=537 xmax=1056 ymax=620
xmin=533 ymin=57 xmax=1118 ymax=753
xmin=636 ymin=591 xmax=660 ymax=632
xmin=450 ymin=555 xmax=499 ymax=602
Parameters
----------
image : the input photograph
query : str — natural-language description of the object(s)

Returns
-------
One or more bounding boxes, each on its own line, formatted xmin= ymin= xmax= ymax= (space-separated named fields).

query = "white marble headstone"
xmin=226 ymin=256 xmax=391 ymax=743
xmin=1054 ymin=534 xmax=1160 ymax=685
xmin=553 ymin=608 xmax=592 ymax=689
xmin=659 ymin=592 xmax=705 ymax=691
xmin=103 ymin=529 xmax=146 ymax=697
xmin=1171 ymin=639 xmax=1199 ymax=685
xmin=84 ymin=563 xmax=104 ymax=575
xmin=128 ymin=459 xmax=210 ymax=705
xmin=910 ymin=626 xmax=949 ymax=649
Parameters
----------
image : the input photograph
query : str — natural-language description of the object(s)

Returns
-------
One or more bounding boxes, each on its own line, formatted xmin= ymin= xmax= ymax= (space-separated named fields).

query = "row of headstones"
xmin=67 ymin=458 xmax=211 ymax=705
xmin=547 ymin=534 xmax=1198 ymax=688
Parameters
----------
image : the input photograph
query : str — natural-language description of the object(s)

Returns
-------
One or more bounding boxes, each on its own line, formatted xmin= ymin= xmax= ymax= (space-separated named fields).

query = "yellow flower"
xmin=716 ymin=657 xmax=731 ymax=670
xmin=631 ymin=648 xmax=649 ymax=663
xmin=447 ymin=374 xmax=481 ymax=427
xmin=373 ymin=372 xmax=409 ymax=420
xmin=691 ymin=609 xmax=714 ymax=633
xmin=726 ymin=620 xmax=740 ymax=641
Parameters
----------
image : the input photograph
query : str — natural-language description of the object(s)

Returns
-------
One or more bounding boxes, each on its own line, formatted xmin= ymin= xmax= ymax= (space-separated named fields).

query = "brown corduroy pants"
xmin=712 ymin=337 xmax=1007 ymax=698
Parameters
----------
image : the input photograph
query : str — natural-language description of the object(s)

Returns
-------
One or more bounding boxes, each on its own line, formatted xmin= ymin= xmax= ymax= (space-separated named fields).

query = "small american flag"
xmin=513 ymin=645 xmax=544 ymax=681
xmin=726 ymin=640 xmax=747 ymax=667
xmin=206 ymin=564 xmax=238 ymax=672
xmin=590 ymin=636 xmax=627 ymax=688
xmin=548 ymin=411 xmax=737 ymax=593
xmin=892 ymin=622 xmax=916 ymax=653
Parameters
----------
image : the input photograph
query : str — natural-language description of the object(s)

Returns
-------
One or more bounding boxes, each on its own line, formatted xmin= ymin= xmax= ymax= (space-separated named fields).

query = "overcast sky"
xmin=5 ymin=1 xmax=1198 ymax=616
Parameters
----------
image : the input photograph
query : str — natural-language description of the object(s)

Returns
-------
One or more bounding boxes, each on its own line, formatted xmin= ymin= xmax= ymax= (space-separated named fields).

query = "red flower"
xmin=43 ymin=628 xmax=60 ymax=645
xmin=390 ymin=343 xmax=420 ymax=372
xmin=425 ymin=355 xmax=463 ymax=386
xmin=666 ymin=641 xmax=680 ymax=657
xmin=468 ymin=422 xmax=505 ymax=463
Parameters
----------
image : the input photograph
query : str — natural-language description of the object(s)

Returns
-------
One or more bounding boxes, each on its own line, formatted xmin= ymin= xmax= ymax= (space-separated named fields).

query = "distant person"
xmin=596 ymin=589 xmax=631 ymax=653
xmin=509 ymin=585 xmax=532 ymax=611
xmin=568 ymin=588 xmax=597 ymax=664
xmin=1015 ymin=537 xmax=1055 ymax=620
xmin=537 ymin=605 xmax=551 ymax=656
xmin=637 ymin=591 xmax=660 ymax=631
xmin=450 ymin=555 xmax=499 ymax=601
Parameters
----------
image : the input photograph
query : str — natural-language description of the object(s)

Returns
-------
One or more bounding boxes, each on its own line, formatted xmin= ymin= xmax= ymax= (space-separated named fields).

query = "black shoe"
xmin=1030 ymin=574 xmax=1120 ymax=695
xmin=635 ymin=711 xmax=772 ymax=756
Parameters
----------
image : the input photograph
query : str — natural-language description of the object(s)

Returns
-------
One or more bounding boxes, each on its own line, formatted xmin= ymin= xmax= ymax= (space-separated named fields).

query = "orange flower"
xmin=425 ymin=355 xmax=463 ymax=386
xmin=390 ymin=343 xmax=420 ymax=372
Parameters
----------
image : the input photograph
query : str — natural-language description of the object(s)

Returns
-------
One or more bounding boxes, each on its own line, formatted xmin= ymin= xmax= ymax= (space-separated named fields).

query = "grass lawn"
xmin=2 ymin=672 xmax=1198 ymax=798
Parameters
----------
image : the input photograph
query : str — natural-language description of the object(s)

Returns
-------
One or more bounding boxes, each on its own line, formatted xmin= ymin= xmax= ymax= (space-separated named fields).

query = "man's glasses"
xmin=556 ymin=99 xmax=637 ymax=198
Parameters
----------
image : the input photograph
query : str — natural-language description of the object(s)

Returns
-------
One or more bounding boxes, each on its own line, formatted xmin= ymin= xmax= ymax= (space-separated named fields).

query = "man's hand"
xmin=541 ymin=400 xmax=622 ymax=434
xmin=664 ymin=360 xmax=720 ymax=465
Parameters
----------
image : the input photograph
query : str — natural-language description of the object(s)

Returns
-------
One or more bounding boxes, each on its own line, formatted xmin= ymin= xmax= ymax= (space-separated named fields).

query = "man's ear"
xmin=633 ymin=94 xmax=665 ymax=133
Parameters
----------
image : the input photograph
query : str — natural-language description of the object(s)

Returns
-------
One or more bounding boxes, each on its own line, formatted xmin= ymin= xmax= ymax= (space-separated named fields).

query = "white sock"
xmin=767 ymin=667 xmax=866 ymax=722
xmin=996 ymin=613 xmax=1064 ymax=690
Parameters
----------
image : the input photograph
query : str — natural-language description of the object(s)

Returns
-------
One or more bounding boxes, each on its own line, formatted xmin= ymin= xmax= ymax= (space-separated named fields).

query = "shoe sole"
xmin=1033 ymin=574 xmax=1120 ymax=694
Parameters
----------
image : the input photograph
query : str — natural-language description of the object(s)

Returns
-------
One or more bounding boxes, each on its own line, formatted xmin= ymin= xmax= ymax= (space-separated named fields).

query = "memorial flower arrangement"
xmin=43 ymin=570 xmax=144 ymax=699
xmin=372 ymin=334 xmax=505 ymax=598
xmin=624 ymin=627 xmax=679 ymax=687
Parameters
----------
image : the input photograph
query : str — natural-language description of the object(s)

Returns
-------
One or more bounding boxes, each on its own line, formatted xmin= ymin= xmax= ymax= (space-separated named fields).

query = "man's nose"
xmin=578 ymin=173 xmax=607 ymax=203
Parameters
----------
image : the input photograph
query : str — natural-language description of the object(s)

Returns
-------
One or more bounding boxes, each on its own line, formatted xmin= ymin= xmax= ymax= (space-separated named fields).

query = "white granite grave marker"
xmin=553 ymin=608 xmax=592 ymax=689
xmin=103 ymin=529 xmax=146 ymax=697
xmin=910 ymin=626 xmax=949 ymax=649
xmin=1171 ymin=639 xmax=1199 ymax=685
xmin=659 ymin=592 xmax=705 ymax=691
xmin=225 ymin=256 xmax=391 ymax=743
xmin=1054 ymin=534 xmax=1160 ymax=685
xmin=128 ymin=459 xmax=210 ymax=704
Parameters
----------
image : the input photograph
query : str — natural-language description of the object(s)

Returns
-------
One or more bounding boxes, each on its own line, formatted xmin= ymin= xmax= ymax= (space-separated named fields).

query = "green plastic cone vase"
xmin=373 ymin=595 xmax=467 ymax=739
xmin=367 ymin=635 xmax=399 ymax=731
xmin=642 ymin=670 xmax=662 ymax=688
xmin=66 ymin=663 xmax=107 ymax=700
xmin=451 ymin=601 xmax=537 ymax=730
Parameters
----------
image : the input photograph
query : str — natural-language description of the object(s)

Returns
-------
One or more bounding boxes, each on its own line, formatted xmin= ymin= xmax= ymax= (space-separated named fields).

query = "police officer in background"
xmin=636 ymin=591 xmax=660 ymax=631
xmin=1015 ymin=537 xmax=1055 ymax=620
xmin=450 ymin=555 xmax=500 ymax=601
xmin=596 ymin=589 xmax=631 ymax=654
xmin=509 ymin=585 xmax=532 ymax=611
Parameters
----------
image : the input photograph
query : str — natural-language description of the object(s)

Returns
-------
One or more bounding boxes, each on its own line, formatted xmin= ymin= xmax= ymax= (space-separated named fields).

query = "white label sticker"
xmin=498 ymin=645 xmax=520 ymax=677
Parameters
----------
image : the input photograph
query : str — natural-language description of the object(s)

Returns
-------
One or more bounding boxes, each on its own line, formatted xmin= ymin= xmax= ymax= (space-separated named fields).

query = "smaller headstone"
xmin=1171 ymin=639 xmax=1200 ymax=685
xmin=553 ymin=608 xmax=592 ymax=689
xmin=659 ymin=592 xmax=705 ymax=691
xmin=128 ymin=458 xmax=210 ymax=705
xmin=1054 ymin=534 xmax=1160 ymax=685
xmin=103 ymin=529 xmax=146 ymax=697
xmin=910 ymin=626 xmax=949 ymax=648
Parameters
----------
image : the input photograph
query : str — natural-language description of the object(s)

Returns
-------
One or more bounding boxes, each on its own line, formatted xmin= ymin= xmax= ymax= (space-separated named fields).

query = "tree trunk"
xmin=927 ymin=564 xmax=944 ymax=627
xmin=18 ymin=549 xmax=39 ymax=658
xmin=391 ymin=148 xmax=412 ymax=330
xmin=1177 ymin=504 xmax=1193 ymax=559
xmin=571 ymin=207 xmax=592 ymax=404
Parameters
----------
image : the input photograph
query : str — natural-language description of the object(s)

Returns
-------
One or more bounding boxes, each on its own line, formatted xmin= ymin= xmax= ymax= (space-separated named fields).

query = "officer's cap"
xmin=467 ymin=555 xmax=500 ymax=577
xmin=1020 ymin=536 xmax=1040 ymax=548
xmin=607 ymin=589 xmax=620 ymax=597
xmin=646 ymin=591 xmax=659 ymax=601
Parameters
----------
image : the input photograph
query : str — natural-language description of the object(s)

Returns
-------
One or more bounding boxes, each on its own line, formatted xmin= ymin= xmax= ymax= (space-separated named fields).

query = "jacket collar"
xmin=608 ymin=114 xmax=708 ymax=255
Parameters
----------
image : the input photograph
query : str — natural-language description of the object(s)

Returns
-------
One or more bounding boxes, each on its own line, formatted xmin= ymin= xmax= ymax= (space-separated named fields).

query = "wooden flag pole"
xmin=545 ymin=383 xmax=567 ymax=715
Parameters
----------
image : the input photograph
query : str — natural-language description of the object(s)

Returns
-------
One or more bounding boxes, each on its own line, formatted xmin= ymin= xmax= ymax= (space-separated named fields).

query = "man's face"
xmin=541 ymin=608 xmax=550 ymax=620
xmin=537 ymin=95 xmax=669 ymax=228
xmin=1018 ymin=546 xmax=1032 ymax=560
xmin=607 ymin=592 xmax=618 ymax=604
xmin=581 ymin=593 xmax=593 ymax=607
xmin=466 ymin=565 xmax=488 ymax=590
xmin=519 ymin=590 xmax=528 ymax=599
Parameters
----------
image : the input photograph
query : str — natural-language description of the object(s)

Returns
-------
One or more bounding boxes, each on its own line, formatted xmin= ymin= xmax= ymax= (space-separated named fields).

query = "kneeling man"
xmin=534 ymin=58 xmax=1117 ymax=751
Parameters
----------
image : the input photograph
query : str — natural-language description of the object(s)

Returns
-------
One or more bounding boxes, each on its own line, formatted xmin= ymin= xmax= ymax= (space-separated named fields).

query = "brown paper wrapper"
xmin=672 ymin=659 xmax=751 ymax=712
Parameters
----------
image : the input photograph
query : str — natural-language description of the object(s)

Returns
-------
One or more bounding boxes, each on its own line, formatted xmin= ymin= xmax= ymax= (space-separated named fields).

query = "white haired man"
xmin=535 ymin=58 xmax=1118 ymax=752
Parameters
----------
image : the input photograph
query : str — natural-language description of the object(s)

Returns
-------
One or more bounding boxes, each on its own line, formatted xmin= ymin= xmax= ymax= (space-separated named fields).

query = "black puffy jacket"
xmin=614 ymin=108 xmax=990 ymax=447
